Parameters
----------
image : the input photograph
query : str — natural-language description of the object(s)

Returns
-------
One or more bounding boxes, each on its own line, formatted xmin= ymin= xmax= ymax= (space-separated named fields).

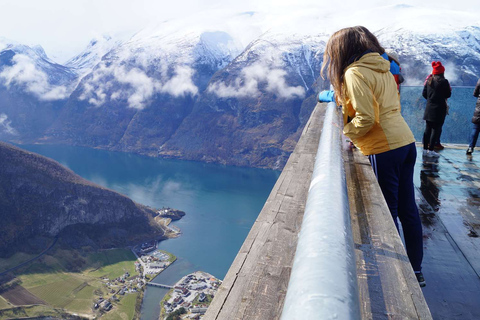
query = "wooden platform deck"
xmin=204 ymin=102 xmax=480 ymax=319
xmin=345 ymin=148 xmax=431 ymax=319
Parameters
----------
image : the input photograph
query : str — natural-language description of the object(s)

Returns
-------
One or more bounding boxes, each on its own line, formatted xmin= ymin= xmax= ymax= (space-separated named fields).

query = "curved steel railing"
xmin=281 ymin=102 xmax=361 ymax=320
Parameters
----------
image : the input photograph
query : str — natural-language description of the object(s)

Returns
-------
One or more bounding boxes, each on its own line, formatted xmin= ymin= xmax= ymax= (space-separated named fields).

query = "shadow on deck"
xmin=204 ymin=103 xmax=480 ymax=319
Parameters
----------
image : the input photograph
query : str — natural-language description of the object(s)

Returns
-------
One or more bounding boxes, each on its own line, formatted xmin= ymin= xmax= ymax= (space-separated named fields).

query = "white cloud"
xmin=444 ymin=62 xmax=460 ymax=84
xmin=208 ymin=52 xmax=305 ymax=99
xmin=0 ymin=114 xmax=17 ymax=135
xmin=161 ymin=66 xmax=199 ymax=97
xmin=114 ymin=66 xmax=156 ymax=109
xmin=79 ymin=61 xmax=198 ymax=109
xmin=0 ymin=54 xmax=69 ymax=100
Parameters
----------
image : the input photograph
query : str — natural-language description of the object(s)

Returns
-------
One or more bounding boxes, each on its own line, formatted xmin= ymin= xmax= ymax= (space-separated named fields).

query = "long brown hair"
xmin=321 ymin=26 xmax=385 ymax=102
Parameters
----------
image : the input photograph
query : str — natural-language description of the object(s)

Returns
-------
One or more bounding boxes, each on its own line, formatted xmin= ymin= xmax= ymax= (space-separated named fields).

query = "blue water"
xmin=400 ymin=86 xmax=477 ymax=144
xmin=18 ymin=144 xmax=280 ymax=320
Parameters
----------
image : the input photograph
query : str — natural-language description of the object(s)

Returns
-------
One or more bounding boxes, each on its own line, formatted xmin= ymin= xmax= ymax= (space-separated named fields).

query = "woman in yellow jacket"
xmin=321 ymin=26 xmax=425 ymax=287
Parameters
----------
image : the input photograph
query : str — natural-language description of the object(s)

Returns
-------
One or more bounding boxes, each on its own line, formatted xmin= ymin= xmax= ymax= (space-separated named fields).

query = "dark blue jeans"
xmin=469 ymin=123 xmax=480 ymax=149
xmin=368 ymin=142 xmax=423 ymax=272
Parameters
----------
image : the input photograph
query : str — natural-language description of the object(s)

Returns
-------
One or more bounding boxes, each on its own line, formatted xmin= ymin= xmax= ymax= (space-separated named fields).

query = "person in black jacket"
xmin=466 ymin=78 xmax=480 ymax=155
xmin=422 ymin=61 xmax=452 ymax=157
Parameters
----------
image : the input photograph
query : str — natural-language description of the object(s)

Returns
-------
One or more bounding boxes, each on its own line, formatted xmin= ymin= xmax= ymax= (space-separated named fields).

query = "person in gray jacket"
xmin=466 ymin=78 xmax=480 ymax=155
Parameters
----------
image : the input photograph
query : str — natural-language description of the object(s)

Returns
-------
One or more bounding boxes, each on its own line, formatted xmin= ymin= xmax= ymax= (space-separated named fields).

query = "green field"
xmin=0 ymin=252 xmax=36 ymax=273
xmin=27 ymin=277 xmax=85 ymax=308
xmin=0 ymin=297 xmax=10 ymax=310
xmin=0 ymin=305 xmax=61 ymax=320
xmin=0 ymin=247 xmax=175 ymax=319
xmin=1 ymin=247 xmax=143 ymax=319
xmin=87 ymin=249 xmax=137 ymax=279
xmin=103 ymin=293 xmax=139 ymax=320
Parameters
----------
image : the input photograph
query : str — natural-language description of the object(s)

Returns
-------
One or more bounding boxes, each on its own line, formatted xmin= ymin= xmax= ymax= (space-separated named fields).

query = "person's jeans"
xmin=469 ymin=123 xmax=480 ymax=149
xmin=368 ymin=142 xmax=423 ymax=272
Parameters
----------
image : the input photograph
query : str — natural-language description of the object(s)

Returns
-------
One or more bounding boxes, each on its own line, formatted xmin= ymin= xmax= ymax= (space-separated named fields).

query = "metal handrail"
xmin=281 ymin=102 xmax=361 ymax=320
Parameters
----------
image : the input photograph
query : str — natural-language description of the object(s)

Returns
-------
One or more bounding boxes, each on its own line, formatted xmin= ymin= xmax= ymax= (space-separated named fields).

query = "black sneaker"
xmin=415 ymin=272 xmax=426 ymax=287
xmin=467 ymin=147 xmax=473 ymax=155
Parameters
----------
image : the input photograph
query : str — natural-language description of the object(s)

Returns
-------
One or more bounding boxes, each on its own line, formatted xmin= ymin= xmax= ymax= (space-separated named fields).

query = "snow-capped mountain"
xmin=377 ymin=26 xmax=480 ymax=85
xmin=157 ymin=32 xmax=328 ymax=168
xmin=1 ymin=12 xmax=480 ymax=168
xmin=42 ymin=28 xmax=243 ymax=154
xmin=0 ymin=38 xmax=77 ymax=141
xmin=0 ymin=38 xmax=76 ymax=89
xmin=65 ymin=35 xmax=120 ymax=78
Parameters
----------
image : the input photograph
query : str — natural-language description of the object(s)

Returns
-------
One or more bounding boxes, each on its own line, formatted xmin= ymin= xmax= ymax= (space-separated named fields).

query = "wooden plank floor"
xmin=345 ymin=147 xmax=432 ymax=319
xmin=205 ymin=103 xmax=432 ymax=319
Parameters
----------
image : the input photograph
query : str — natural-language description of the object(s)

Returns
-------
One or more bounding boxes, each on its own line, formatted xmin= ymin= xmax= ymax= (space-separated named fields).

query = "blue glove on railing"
xmin=318 ymin=90 xmax=335 ymax=102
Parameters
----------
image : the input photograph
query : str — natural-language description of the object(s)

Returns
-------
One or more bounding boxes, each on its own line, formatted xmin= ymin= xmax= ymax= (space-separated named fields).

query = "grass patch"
xmin=0 ymin=305 xmax=61 ymax=320
xmin=2 ymin=247 xmax=173 ymax=319
xmin=27 ymin=277 xmax=84 ymax=308
xmin=64 ymin=296 xmax=92 ymax=314
xmin=18 ymin=271 xmax=77 ymax=288
xmin=0 ymin=252 xmax=36 ymax=273
xmin=102 ymin=293 xmax=138 ymax=320
xmin=87 ymin=249 xmax=137 ymax=279
xmin=158 ymin=250 xmax=176 ymax=263
xmin=0 ymin=296 xmax=10 ymax=310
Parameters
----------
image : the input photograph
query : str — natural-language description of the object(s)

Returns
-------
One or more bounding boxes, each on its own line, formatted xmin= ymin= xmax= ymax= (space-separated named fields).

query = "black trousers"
xmin=368 ymin=143 xmax=423 ymax=271
xmin=423 ymin=121 xmax=443 ymax=150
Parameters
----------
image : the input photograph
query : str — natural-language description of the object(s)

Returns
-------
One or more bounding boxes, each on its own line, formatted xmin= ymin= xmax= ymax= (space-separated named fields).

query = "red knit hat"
xmin=432 ymin=61 xmax=445 ymax=74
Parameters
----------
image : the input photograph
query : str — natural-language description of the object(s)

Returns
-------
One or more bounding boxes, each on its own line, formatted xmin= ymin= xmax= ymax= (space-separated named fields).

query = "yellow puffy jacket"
xmin=341 ymin=53 xmax=415 ymax=155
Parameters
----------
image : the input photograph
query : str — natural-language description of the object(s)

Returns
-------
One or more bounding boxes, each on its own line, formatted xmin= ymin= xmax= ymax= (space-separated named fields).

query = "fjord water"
xmin=19 ymin=144 xmax=280 ymax=320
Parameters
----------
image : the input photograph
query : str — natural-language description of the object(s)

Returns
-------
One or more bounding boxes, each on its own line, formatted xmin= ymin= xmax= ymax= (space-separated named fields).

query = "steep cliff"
xmin=0 ymin=142 xmax=165 ymax=256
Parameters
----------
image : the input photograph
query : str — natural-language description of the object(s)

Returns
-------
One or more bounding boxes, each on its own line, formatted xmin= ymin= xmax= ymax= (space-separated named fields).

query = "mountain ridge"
xmin=1 ymin=23 xmax=480 ymax=169
xmin=0 ymin=141 xmax=168 ymax=257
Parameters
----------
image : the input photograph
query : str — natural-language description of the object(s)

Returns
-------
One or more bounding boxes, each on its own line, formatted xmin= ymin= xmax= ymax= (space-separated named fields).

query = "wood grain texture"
xmin=345 ymin=148 xmax=432 ymax=320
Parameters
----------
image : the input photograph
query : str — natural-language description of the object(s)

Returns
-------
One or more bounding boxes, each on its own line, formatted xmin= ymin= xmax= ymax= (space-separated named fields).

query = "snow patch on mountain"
xmin=66 ymin=35 xmax=120 ymax=78
xmin=76 ymin=29 xmax=240 ymax=109
xmin=208 ymin=49 xmax=305 ymax=99
xmin=377 ymin=25 xmax=480 ymax=86
xmin=208 ymin=32 xmax=326 ymax=100
xmin=0 ymin=53 xmax=70 ymax=100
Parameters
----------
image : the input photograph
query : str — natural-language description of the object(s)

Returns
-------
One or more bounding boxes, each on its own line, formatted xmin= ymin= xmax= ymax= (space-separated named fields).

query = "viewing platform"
xmin=205 ymin=102 xmax=480 ymax=319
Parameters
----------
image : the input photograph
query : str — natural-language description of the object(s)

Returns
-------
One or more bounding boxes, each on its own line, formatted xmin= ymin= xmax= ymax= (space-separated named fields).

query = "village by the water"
xmin=94 ymin=208 xmax=221 ymax=320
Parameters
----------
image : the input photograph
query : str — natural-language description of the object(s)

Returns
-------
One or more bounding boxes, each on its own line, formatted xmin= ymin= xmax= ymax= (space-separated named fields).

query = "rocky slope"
xmin=0 ymin=141 xmax=166 ymax=256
